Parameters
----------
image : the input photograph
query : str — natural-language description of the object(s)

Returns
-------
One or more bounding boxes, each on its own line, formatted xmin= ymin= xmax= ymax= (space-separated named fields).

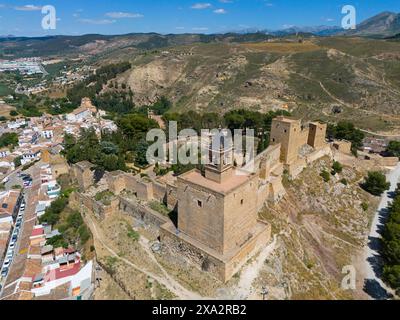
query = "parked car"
xmin=9 ymin=242 xmax=15 ymax=250
xmin=3 ymin=259 xmax=11 ymax=268
xmin=1 ymin=268 xmax=8 ymax=277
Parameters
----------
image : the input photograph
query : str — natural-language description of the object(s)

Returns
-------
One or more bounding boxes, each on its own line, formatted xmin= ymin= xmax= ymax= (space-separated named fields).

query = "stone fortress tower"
xmin=269 ymin=116 xmax=330 ymax=178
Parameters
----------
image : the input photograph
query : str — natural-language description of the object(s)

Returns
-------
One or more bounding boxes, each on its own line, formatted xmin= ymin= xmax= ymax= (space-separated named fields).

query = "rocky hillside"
xmin=113 ymin=37 xmax=400 ymax=133
xmin=257 ymin=157 xmax=380 ymax=300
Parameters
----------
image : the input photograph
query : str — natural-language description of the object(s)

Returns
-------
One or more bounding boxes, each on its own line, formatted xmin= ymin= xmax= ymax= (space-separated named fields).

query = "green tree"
xmin=361 ymin=171 xmax=390 ymax=196
xmin=13 ymin=156 xmax=22 ymax=168
xmin=328 ymin=121 xmax=365 ymax=152
xmin=0 ymin=132 xmax=18 ymax=148
xmin=387 ymin=141 xmax=400 ymax=157
xmin=135 ymin=139 xmax=150 ymax=167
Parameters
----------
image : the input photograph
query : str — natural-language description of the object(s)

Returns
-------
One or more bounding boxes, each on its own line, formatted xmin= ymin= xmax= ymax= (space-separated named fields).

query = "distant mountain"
xmin=346 ymin=11 xmax=400 ymax=38
xmin=270 ymin=25 xmax=342 ymax=37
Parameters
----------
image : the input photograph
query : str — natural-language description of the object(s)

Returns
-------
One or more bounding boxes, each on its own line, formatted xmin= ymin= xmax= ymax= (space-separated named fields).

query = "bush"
xmin=332 ymin=161 xmax=343 ymax=175
xmin=78 ymin=225 xmax=91 ymax=245
xmin=127 ymin=226 xmax=140 ymax=242
xmin=361 ymin=171 xmax=390 ymax=196
xmin=340 ymin=178 xmax=348 ymax=185
xmin=39 ymin=196 xmax=69 ymax=226
xmin=46 ymin=235 xmax=68 ymax=248
xmin=361 ymin=202 xmax=369 ymax=212
xmin=320 ymin=170 xmax=330 ymax=182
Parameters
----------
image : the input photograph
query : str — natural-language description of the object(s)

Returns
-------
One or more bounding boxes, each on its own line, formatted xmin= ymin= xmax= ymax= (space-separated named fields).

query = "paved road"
xmin=362 ymin=163 xmax=400 ymax=300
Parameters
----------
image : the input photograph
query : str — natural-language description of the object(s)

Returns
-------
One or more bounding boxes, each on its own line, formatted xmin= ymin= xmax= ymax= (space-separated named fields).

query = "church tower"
xmin=204 ymin=134 xmax=234 ymax=184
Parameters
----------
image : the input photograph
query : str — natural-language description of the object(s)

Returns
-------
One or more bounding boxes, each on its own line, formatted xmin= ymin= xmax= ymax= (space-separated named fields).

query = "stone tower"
xmin=308 ymin=122 xmax=327 ymax=149
xmin=176 ymin=131 xmax=267 ymax=257
xmin=269 ymin=116 xmax=303 ymax=164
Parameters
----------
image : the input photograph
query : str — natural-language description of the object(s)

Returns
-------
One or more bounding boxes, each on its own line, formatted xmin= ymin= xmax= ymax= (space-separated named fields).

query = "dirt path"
xmin=231 ymin=236 xmax=277 ymax=300
xmin=359 ymin=129 xmax=400 ymax=139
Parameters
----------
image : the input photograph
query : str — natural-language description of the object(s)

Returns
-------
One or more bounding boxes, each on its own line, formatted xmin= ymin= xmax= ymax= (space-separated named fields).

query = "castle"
xmin=70 ymin=116 xmax=332 ymax=282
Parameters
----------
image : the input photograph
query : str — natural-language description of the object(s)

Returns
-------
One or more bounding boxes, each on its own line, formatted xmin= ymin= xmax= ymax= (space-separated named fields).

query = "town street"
xmin=362 ymin=163 xmax=400 ymax=300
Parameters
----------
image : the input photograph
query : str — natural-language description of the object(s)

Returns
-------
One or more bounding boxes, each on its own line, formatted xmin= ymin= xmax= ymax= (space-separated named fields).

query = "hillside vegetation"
xmin=108 ymin=37 xmax=400 ymax=133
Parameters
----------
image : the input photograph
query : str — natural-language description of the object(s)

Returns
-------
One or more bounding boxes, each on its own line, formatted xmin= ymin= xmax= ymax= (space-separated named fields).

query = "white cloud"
xmin=14 ymin=5 xmax=42 ymax=11
xmin=282 ymin=24 xmax=294 ymax=29
xmin=192 ymin=27 xmax=209 ymax=31
xmin=79 ymin=18 xmax=116 ymax=25
xmin=105 ymin=12 xmax=144 ymax=19
xmin=191 ymin=3 xmax=212 ymax=9
xmin=214 ymin=9 xmax=227 ymax=14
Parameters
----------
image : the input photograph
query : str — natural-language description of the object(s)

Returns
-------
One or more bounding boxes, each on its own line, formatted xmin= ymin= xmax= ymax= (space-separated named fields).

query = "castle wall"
xmin=333 ymin=140 xmax=352 ymax=155
xmin=70 ymin=192 xmax=118 ymax=220
xmin=105 ymin=171 xmax=127 ymax=195
xmin=119 ymin=197 xmax=169 ymax=228
xmin=305 ymin=145 xmax=332 ymax=164
xmin=72 ymin=162 xmax=94 ymax=192
xmin=166 ymin=184 xmax=178 ymax=211
xmin=152 ymin=181 xmax=167 ymax=203
xmin=160 ymin=220 xmax=271 ymax=282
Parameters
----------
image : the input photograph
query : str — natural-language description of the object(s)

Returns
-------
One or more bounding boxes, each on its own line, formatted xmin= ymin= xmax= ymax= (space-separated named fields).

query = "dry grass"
xmin=0 ymin=103 xmax=16 ymax=118
xmin=241 ymin=41 xmax=321 ymax=53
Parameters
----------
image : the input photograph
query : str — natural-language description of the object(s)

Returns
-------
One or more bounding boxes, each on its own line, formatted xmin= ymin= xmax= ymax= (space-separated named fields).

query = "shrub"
xmin=78 ymin=225 xmax=91 ymax=245
xmin=361 ymin=202 xmax=369 ymax=212
xmin=340 ymin=178 xmax=348 ymax=185
xmin=332 ymin=161 xmax=343 ymax=175
xmin=320 ymin=170 xmax=330 ymax=182
xmin=127 ymin=224 xmax=140 ymax=242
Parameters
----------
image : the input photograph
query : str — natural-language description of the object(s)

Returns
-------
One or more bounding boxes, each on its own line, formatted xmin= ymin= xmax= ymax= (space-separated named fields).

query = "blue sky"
xmin=1 ymin=0 xmax=400 ymax=36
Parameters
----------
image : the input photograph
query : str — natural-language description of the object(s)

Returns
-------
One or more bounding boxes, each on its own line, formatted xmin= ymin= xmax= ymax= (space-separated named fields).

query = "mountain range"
xmin=249 ymin=11 xmax=400 ymax=38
